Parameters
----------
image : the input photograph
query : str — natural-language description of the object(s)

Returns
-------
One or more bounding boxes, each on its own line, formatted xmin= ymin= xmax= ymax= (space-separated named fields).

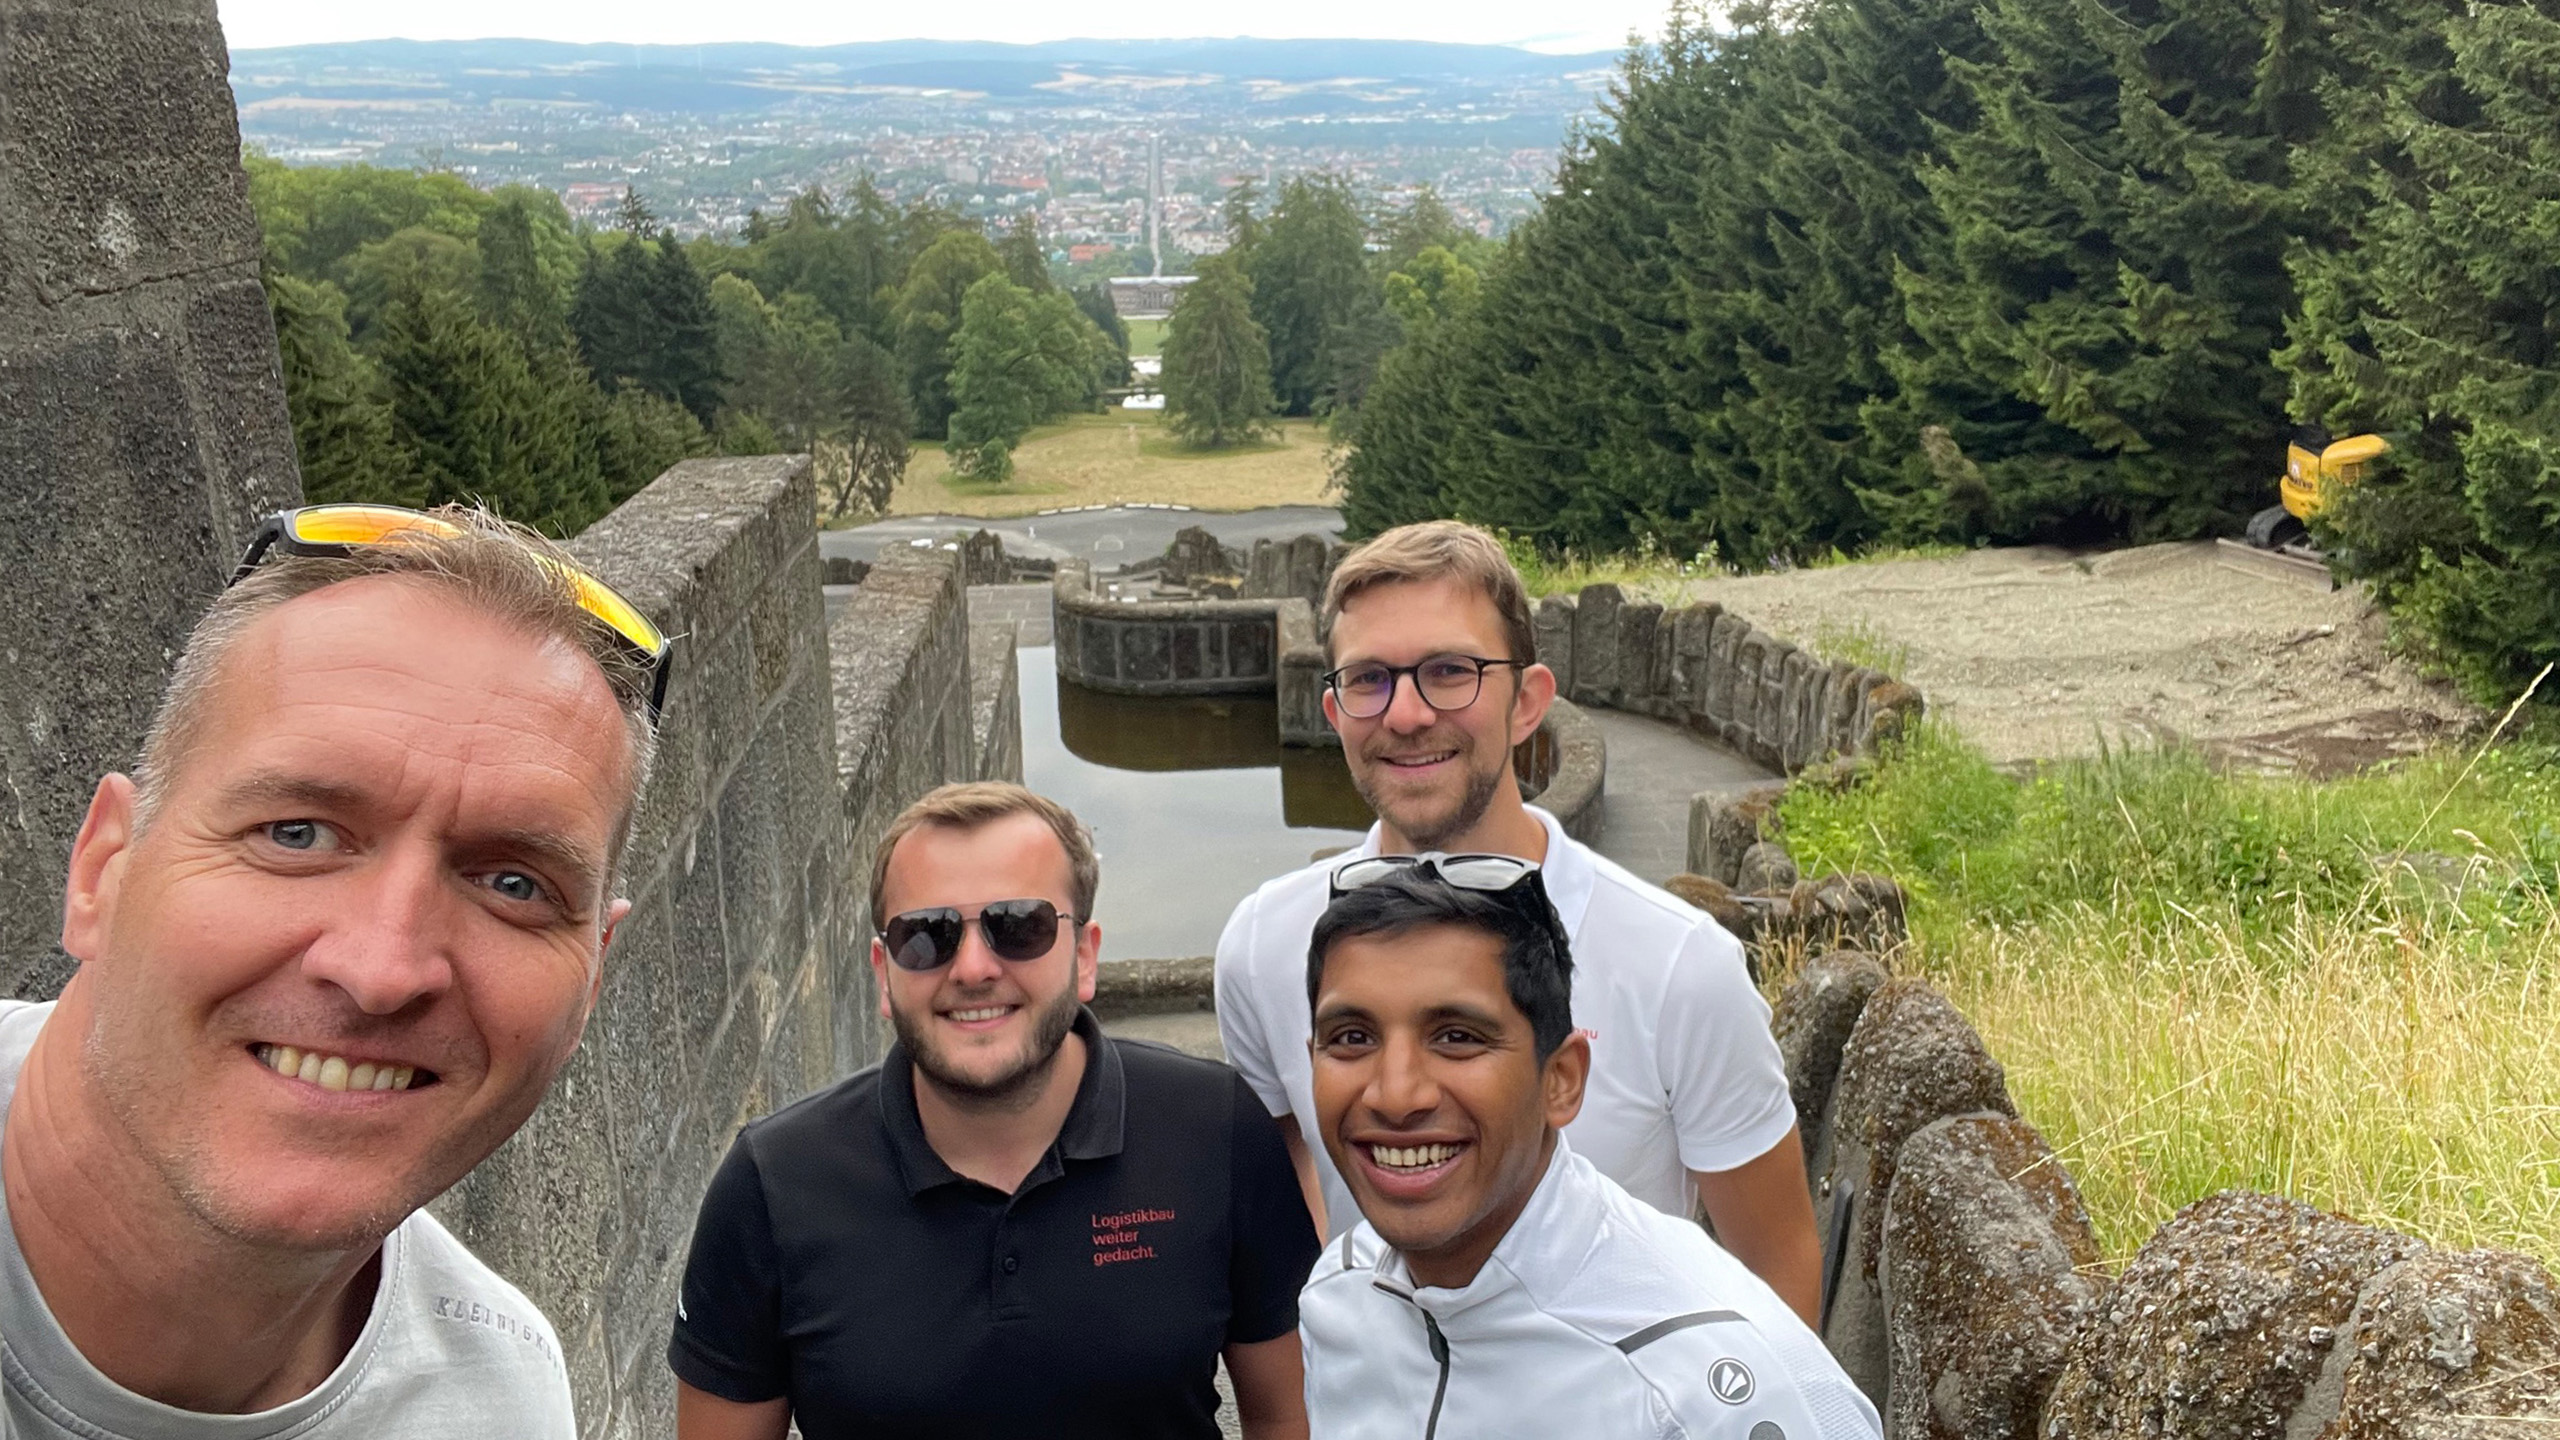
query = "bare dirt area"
xmin=1683 ymin=542 xmax=2481 ymax=774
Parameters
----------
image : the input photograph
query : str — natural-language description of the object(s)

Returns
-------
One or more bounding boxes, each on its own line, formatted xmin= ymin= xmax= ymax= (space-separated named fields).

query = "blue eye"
xmin=488 ymin=872 xmax=543 ymax=903
xmin=267 ymin=821 xmax=321 ymax=850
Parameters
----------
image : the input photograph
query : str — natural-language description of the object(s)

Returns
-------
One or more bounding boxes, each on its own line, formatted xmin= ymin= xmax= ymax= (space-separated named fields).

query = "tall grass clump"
xmin=1778 ymin=723 xmax=2560 ymax=1267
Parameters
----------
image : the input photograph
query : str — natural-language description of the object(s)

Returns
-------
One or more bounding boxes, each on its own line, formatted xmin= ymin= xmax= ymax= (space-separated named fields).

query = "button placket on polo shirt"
xmin=990 ymin=1147 xmax=1068 ymax=1321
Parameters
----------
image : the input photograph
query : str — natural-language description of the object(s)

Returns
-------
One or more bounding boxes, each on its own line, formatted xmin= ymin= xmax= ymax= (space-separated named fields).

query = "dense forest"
xmin=251 ymin=162 xmax=1134 ymax=527
xmin=1335 ymin=0 xmax=2560 ymax=707
xmin=254 ymin=0 xmax=2560 ymax=706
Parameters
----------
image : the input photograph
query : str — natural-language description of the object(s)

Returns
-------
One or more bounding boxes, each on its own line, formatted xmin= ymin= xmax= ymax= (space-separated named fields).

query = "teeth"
xmin=949 ymin=1007 xmax=1011 ymax=1022
xmin=256 ymin=1044 xmax=417 ymax=1092
xmin=1370 ymin=1143 xmax=1463 ymax=1171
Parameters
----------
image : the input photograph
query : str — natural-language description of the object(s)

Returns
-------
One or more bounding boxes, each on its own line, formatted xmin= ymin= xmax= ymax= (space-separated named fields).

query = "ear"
xmin=1510 ymin=663 xmax=1557 ymax=746
xmin=870 ymin=938 xmax=894 ymax=1020
xmin=1320 ymin=683 xmax=1345 ymax=736
xmin=592 ymin=897 xmax=633 ymax=1005
xmin=1073 ymin=917 xmax=1101 ymax=1004
xmin=60 ymin=775 xmax=139 ymax=965
xmin=1541 ymin=1029 xmax=1590 ymax=1131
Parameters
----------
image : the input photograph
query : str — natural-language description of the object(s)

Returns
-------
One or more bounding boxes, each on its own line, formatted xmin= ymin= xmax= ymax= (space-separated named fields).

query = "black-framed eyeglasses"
xmin=878 ymin=898 xmax=1078 ymax=972
xmin=1322 ymin=653 xmax=1528 ymax=720
xmin=230 ymin=504 xmax=674 ymax=722
xmin=1329 ymin=852 xmax=1542 ymax=900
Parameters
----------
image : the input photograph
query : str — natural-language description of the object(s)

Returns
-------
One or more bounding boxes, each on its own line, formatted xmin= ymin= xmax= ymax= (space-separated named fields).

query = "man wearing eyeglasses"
xmin=670 ymin=782 xmax=1319 ymax=1440
xmin=2 ymin=505 xmax=671 ymax=1437
xmin=1215 ymin=520 xmax=1823 ymax=1326
xmin=1297 ymin=862 xmax=1878 ymax=1438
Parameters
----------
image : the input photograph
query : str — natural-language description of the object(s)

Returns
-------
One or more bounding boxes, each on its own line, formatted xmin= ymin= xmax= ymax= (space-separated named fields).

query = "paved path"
xmin=1586 ymin=706 xmax=1779 ymax=886
xmin=820 ymin=504 xmax=1343 ymax=572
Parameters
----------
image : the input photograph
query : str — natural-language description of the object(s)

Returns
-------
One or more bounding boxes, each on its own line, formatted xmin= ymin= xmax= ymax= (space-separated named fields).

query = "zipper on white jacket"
xmin=1421 ymin=1312 xmax=1450 ymax=1440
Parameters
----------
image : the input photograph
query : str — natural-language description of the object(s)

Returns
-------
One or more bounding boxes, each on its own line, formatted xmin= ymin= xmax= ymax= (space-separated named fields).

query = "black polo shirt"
xmin=669 ymin=1008 xmax=1319 ymax=1439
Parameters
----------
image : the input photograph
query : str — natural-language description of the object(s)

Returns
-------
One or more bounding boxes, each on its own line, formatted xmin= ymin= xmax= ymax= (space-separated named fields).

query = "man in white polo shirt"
xmin=1295 ymin=860 xmax=1877 ymax=1438
xmin=1215 ymin=520 xmax=1822 ymax=1324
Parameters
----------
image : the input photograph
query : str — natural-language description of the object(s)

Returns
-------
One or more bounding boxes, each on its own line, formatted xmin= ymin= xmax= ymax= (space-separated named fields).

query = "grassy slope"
xmin=877 ymin=410 xmax=1335 ymax=519
xmin=1778 ymin=726 xmax=2560 ymax=1268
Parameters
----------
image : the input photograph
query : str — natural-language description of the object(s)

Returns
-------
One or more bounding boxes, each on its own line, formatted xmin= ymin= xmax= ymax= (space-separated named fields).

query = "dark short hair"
xmin=1307 ymin=869 xmax=1575 ymax=1060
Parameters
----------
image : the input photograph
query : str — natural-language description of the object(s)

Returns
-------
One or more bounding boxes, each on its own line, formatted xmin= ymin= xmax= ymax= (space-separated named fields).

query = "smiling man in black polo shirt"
xmin=670 ymin=782 xmax=1319 ymax=1440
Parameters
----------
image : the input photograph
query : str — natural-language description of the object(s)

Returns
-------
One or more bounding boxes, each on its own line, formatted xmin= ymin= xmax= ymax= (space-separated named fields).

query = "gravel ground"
xmin=1683 ymin=541 xmax=2480 ymax=773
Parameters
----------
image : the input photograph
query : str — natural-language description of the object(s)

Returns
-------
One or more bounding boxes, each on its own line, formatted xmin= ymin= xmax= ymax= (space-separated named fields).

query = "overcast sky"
xmin=214 ymin=1 xmax=1651 ymax=57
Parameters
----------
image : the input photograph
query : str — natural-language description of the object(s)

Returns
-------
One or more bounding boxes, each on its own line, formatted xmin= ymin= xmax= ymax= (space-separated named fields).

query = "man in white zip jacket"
xmin=1297 ymin=862 xmax=1878 ymax=1440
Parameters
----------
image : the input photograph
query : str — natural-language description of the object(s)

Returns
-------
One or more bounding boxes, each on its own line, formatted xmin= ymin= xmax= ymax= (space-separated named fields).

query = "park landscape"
xmin=22 ymin=0 xmax=2560 ymax=1428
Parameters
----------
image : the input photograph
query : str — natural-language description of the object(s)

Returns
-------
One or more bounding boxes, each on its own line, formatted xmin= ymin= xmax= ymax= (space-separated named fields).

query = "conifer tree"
xmin=1161 ymin=254 xmax=1276 ymax=448
xmin=264 ymin=270 xmax=413 ymax=507
xmin=1249 ymin=173 xmax=1385 ymax=416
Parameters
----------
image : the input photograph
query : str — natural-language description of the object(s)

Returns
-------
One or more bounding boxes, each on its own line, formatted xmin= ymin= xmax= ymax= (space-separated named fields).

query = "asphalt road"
xmin=818 ymin=504 xmax=1344 ymax=572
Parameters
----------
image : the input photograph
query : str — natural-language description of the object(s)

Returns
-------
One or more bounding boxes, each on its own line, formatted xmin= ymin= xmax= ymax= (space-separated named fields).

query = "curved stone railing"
xmin=1770 ymin=951 xmax=2560 ymax=1436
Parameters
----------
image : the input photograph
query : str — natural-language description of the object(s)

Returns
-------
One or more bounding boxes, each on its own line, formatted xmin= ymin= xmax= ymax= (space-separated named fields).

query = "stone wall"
xmin=1538 ymin=585 xmax=1924 ymax=779
xmin=0 ymin=0 xmax=303 ymax=1000
xmin=1052 ymin=559 xmax=1280 ymax=695
xmin=1771 ymin=953 xmax=2560 ymax=1437
xmin=426 ymin=457 xmax=998 ymax=1438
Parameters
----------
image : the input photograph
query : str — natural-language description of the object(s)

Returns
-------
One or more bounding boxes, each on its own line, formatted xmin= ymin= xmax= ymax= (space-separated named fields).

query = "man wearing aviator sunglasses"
xmin=672 ymin=783 xmax=1318 ymax=1440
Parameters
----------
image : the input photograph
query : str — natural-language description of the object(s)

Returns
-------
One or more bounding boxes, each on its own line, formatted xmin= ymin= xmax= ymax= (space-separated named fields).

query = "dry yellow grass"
xmin=878 ymin=411 xmax=1337 ymax=519
xmin=1899 ymin=907 xmax=2560 ymax=1271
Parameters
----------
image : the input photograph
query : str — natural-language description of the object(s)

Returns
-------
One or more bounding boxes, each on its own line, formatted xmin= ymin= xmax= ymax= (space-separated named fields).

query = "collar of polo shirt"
xmin=878 ymin=1007 xmax=1128 ymax=1196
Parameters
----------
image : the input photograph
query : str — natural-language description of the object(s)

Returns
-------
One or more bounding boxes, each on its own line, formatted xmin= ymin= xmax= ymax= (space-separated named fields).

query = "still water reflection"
xmin=1019 ymin=646 xmax=1372 ymax=960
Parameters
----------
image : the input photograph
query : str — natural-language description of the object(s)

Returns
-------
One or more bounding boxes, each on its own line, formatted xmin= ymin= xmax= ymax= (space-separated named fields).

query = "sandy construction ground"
xmin=1683 ymin=542 xmax=2481 ymax=773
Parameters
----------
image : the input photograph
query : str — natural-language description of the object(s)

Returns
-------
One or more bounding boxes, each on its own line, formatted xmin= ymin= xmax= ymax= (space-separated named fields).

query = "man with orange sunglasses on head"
xmin=0 ymin=504 xmax=669 ymax=1437
xmin=671 ymin=782 xmax=1318 ymax=1440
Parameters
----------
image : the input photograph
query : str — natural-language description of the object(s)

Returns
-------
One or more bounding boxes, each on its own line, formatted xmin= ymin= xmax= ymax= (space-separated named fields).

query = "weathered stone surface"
xmin=1050 ymin=563 xmax=1280 ymax=695
xmin=1534 ymin=593 xmax=1576 ymax=696
xmin=1738 ymin=840 xmax=1800 ymax=893
xmin=1275 ymin=598 xmax=1332 ymax=747
xmin=1671 ymin=602 xmax=1720 ymax=721
xmin=2318 ymin=1248 xmax=2560 ymax=1437
xmin=1863 ymin=678 xmax=1926 ymax=750
xmin=969 ymin=621 xmax=1021 ymax=781
xmin=1571 ymin=584 xmax=1623 ymax=703
xmin=1704 ymin=613 xmax=1747 ymax=741
xmin=1 ymin=1 xmax=263 ymax=301
xmin=1827 ymin=661 xmax=1873 ymax=757
xmin=1824 ymin=978 xmax=2017 ymax=1409
xmin=1647 ymin=604 xmax=1677 ymax=718
xmin=1769 ymin=950 xmax=1889 ymax=1181
xmin=2044 ymin=1190 xmax=2422 ymax=1440
xmin=1616 ymin=599 xmax=1662 ymax=707
xmin=1687 ymin=781 xmax=1789 ymax=885
xmin=1778 ymin=647 xmax=1817 ymax=769
xmin=1882 ymin=1113 xmax=2102 ymax=1440
xmin=1160 ymin=524 xmax=1240 ymax=585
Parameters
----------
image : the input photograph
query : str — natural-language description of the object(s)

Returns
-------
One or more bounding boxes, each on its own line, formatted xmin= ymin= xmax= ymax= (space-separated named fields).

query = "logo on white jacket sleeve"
xmin=1707 ymin=1357 xmax=1755 ymax=1404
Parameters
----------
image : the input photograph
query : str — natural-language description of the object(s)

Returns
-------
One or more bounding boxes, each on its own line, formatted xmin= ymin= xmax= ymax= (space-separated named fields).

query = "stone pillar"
xmin=0 ymin=0 xmax=304 ymax=1000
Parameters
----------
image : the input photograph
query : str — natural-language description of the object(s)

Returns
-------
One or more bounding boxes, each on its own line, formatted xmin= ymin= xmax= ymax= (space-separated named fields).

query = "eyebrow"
xmin=210 ymin=771 xmax=371 ymax=816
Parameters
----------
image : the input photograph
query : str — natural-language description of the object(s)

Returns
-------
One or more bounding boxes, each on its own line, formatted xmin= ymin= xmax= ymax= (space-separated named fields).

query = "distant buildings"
xmin=1107 ymin=275 xmax=1195 ymax=318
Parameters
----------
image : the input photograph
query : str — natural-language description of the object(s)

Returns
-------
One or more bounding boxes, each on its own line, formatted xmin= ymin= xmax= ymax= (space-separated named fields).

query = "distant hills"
xmin=229 ymin=37 xmax=1622 ymax=115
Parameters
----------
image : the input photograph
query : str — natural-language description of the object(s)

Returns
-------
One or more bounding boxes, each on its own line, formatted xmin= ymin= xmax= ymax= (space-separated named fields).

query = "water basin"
xmin=1019 ymin=646 xmax=1371 ymax=960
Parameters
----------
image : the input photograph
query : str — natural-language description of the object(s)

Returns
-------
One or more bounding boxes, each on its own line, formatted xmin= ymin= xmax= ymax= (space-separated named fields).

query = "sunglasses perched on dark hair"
xmin=1329 ymin=852 xmax=1542 ymax=899
xmin=878 ymin=898 xmax=1078 ymax=972
xmin=231 ymin=504 xmax=674 ymax=721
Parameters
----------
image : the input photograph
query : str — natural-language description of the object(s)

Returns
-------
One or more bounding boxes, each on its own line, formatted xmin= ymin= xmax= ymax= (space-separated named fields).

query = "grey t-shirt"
xmin=0 ymin=1000 xmax=577 ymax=1439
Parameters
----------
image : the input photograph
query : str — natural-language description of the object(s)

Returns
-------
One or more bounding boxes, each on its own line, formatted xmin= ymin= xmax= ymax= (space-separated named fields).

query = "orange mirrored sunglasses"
xmin=230 ymin=504 xmax=672 ymax=720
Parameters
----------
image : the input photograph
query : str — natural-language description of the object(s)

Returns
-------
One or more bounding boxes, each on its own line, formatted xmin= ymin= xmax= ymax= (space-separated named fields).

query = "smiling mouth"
xmin=1368 ymin=1142 xmax=1467 ymax=1174
xmin=1378 ymin=750 xmax=1457 ymax=770
xmin=252 ymin=1044 xmax=430 ymax=1093
xmin=944 ymin=1005 xmax=1017 ymax=1024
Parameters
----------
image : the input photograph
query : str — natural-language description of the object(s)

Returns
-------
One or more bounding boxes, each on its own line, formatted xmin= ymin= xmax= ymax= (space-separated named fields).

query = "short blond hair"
xmin=1321 ymin=520 xmax=1536 ymax=665
xmin=869 ymin=782 xmax=1100 ymax=925
xmin=136 ymin=506 xmax=660 ymax=874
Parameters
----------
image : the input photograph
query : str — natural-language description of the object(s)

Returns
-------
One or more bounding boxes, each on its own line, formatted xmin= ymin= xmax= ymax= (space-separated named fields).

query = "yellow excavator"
xmin=2244 ymin=423 xmax=2391 ymax=556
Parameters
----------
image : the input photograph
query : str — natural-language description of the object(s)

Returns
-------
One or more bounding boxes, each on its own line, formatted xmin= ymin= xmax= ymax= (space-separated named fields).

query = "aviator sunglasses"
xmin=231 ymin=504 xmax=675 ymax=721
xmin=879 ymin=898 xmax=1079 ymax=972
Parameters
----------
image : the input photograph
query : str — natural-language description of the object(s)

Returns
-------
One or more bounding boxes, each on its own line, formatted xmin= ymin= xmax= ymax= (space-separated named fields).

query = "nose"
xmin=296 ymin=842 xmax=457 ymax=1015
xmin=1380 ymin=667 xmax=1441 ymax=734
xmin=944 ymin=919 xmax=1010 ymax=988
xmin=1364 ymin=1030 xmax=1442 ymax=1126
